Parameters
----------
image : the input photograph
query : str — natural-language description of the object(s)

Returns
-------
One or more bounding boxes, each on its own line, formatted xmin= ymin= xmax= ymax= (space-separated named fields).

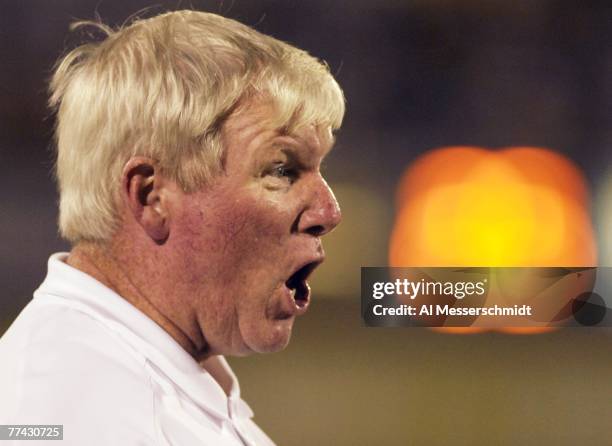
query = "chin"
xmin=242 ymin=320 xmax=294 ymax=354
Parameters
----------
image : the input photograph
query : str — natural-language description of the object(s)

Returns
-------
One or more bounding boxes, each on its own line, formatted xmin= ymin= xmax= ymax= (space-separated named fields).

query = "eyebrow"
xmin=278 ymin=130 xmax=336 ymax=156
xmin=276 ymin=141 xmax=331 ymax=168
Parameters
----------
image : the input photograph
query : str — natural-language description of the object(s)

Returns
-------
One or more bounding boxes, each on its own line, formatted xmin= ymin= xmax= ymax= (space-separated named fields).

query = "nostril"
xmin=306 ymin=225 xmax=325 ymax=236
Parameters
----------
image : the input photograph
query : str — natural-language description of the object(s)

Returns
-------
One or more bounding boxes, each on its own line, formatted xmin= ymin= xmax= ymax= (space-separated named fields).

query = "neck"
xmin=66 ymin=242 xmax=210 ymax=360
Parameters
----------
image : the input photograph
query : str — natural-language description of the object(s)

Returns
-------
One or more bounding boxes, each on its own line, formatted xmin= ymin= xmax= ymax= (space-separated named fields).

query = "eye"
xmin=266 ymin=162 xmax=298 ymax=183
xmin=272 ymin=165 xmax=290 ymax=178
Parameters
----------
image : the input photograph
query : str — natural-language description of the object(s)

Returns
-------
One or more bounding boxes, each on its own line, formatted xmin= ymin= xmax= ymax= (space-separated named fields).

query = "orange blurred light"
xmin=391 ymin=147 xmax=596 ymax=267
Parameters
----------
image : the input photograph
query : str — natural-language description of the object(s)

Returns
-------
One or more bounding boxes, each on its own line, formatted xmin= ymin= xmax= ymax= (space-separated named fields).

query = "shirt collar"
xmin=35 ymin=252 xmax=243 ymax=421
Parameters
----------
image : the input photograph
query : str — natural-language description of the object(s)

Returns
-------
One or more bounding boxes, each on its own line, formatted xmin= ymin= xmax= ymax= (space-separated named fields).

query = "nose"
xmin=296 ymin=176 xmax=342 ymax=237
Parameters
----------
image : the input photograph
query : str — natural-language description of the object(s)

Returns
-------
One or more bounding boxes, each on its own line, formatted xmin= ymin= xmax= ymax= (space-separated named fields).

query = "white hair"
xmin=49 ymin=10 xmax=345 ymax=243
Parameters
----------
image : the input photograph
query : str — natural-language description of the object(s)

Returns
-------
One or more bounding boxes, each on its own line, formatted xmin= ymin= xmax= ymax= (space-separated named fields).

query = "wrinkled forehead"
xmin=224 ymin=95 xmax=336 ymax=149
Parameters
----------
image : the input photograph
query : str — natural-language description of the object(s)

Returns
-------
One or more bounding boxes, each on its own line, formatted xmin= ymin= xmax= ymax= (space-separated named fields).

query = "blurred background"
xmin=1 ymin=1 xmax=611 ymax=445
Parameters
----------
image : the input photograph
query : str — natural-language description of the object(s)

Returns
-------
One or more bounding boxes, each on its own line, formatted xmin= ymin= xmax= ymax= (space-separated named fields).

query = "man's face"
xmin=168 ymin=100 xmax=341 ymax=356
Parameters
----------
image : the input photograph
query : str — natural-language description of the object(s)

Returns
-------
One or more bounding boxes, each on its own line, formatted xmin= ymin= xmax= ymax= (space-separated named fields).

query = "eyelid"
xmin=261 ymin=144 xmax=311 ymax=181
xmin=264 ymin=161 xmax=299 ymax=184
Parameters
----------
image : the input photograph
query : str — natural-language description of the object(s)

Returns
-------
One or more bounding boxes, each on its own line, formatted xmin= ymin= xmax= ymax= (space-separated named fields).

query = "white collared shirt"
xmin=0 ymin=253 xmax=275 ymax=446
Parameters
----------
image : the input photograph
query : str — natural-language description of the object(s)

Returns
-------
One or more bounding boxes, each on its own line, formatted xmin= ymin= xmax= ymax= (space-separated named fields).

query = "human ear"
xmin=121 ymin=157 xmax=170 ymax=244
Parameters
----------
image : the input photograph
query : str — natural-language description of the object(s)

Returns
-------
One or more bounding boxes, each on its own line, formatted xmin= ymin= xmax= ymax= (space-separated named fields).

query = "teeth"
xmin=289 ymin=288 xmax=296 ymax=300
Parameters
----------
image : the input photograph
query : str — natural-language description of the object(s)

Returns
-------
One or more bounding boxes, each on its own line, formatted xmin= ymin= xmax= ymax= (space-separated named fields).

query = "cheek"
xmin=176 ymin=190 xmax=295 ymax=293
xmin=214 ymin=196 xmax=293 ymax=272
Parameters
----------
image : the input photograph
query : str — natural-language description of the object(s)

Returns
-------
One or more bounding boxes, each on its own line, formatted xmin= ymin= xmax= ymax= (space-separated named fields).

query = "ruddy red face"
xmin=169 ymin=100 xmax=341 ymax=355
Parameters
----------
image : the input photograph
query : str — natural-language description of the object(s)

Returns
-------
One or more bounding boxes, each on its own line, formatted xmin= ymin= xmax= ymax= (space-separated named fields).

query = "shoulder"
xmin=0 ymin=299 xmax=160 ymax=445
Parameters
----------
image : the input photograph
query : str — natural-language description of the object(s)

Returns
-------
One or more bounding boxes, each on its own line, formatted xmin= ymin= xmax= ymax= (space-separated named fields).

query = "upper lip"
xmin=284 ymin=252 xmax=325 ymax=302
xmin=289 ymin=254 xmax=325 ymax=283
xmin=293 ymin=241 xmax=326 ymax=275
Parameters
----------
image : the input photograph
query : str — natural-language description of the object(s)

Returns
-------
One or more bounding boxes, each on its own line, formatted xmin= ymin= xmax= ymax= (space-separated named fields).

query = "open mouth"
xmin=285 ymin=261 xmax=320 ymax=307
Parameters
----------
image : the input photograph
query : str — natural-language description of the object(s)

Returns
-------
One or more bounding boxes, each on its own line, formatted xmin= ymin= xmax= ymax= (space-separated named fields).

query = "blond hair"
xmin=49 ymin=10 xmax=345 ymax=243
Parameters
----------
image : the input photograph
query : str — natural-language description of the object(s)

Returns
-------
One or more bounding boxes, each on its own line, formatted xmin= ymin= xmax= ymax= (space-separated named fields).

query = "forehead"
xmin=221 ymin=98 xmax=335 ymax=160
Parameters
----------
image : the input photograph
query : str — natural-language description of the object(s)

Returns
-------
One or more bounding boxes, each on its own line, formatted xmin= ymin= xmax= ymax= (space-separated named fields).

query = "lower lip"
xmin=280 ymin=284 xmax=309 ymax=317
